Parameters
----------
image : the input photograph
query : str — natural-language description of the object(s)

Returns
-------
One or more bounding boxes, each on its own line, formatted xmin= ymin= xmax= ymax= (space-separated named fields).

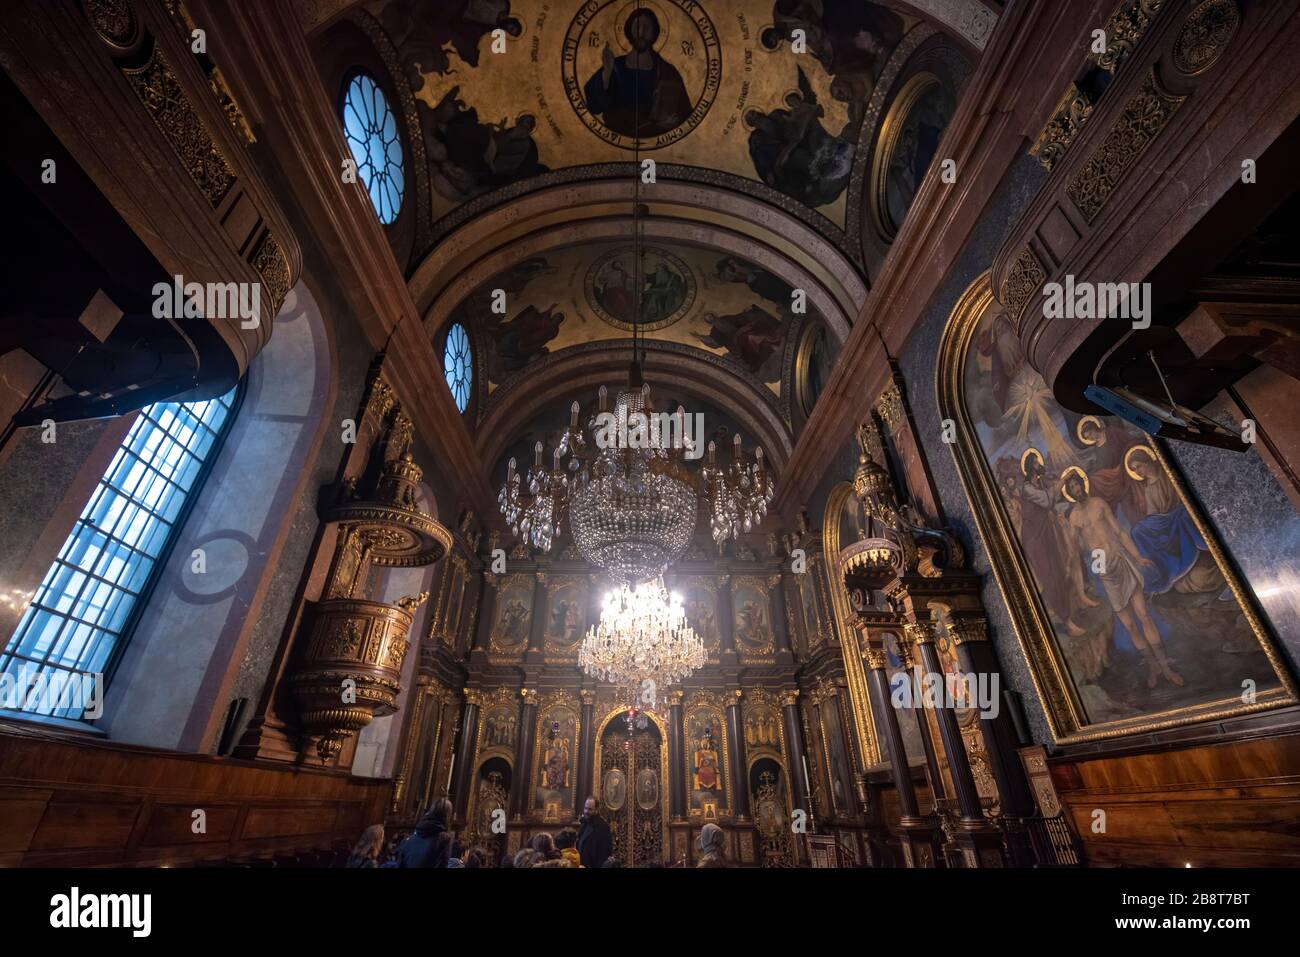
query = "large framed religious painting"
xmin=684 ymin=692 xmax=729 ymax=818
xmin=678 ymin=578 xmax=721 ymax=660
xmin=533 ymin=692 xmax=579 ymax=821
xmin=542 ymin=575 xmax=588 ymax=658
xmin=488 ymin=573 xmax=533 ymax=655
xmin=937 ymin=274 xmax=1296 ymax=743
xmin=732 ymin=576 xmax=776 ymax=659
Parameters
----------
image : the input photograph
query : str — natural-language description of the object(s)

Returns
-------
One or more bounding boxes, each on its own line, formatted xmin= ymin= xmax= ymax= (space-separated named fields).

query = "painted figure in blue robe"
xmin=583 ymin=10 xmax=692 ymax=139
xmin=1126 ymin=447 xmax=1213 ymax=595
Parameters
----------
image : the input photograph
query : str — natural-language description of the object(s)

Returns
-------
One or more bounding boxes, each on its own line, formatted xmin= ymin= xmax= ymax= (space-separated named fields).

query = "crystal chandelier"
xmin=497 ymin=381 xmax=774 ymax=582
xmin=578 ymin=578 xmax=706 ymax=693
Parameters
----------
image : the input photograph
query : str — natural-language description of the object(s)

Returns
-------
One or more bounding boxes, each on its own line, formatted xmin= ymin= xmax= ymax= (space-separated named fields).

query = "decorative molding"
xmin=1172 ymin=0 xmax=1240 ymax=76
xmin=1000 ymin=246 xmax=1047 ymax=323
xmin=873 ymin=383 xmax=906 ymax=435
xmin=250 ymin=231 xmax=291 ymax=317
xmin=1029 ymin=83 xmax=1095 ymax=171
xmin=121 ymin=46 xmax=235 ymax=208
xmin=1067 ymin=71 xmax=1186 ymax=223
xmin=1090 ymin=0 xmax=1165 ymax=75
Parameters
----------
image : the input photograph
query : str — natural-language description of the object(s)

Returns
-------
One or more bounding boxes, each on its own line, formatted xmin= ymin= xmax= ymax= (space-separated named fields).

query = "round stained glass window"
xmin=341 ymin=73 xmax=405 ymax=225
xmin=443 ymin=323 xmax=472 ymax=413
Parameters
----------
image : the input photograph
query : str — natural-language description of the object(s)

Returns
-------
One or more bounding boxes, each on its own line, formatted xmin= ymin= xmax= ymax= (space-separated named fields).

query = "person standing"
xmin=346 ymin=824 xmax=384 ymax=868
xmin=696 ymin=823 xmax=728 ymax=868
xmin=577 ymin=796 xmax=613 ymax=868
xmin=397 ymin=798 xmax=453 ymax=868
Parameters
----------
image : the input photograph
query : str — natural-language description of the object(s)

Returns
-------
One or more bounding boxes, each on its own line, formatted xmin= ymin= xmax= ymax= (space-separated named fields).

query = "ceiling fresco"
xmin=374 ymin=0 xmax=918 ymax=231
xmin=446 ymin=240 xmax=826 ymax=400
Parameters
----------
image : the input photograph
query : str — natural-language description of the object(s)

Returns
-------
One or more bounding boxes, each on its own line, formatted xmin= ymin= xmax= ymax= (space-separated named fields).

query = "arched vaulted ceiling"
xmin=304 ymin=0 xmax=983 ymax=496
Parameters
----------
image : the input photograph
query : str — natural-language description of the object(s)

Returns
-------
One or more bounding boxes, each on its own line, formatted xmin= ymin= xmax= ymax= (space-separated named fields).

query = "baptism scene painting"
xmin=445 ymin=242 xmax=817 ymax=394
xmin=375 ymin=0 xmax=921 ymax=228
xmin=957 ymin=303 xmax=1293 ymax=733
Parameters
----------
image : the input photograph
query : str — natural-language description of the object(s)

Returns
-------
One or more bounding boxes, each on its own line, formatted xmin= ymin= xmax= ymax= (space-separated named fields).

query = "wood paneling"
xmin=0 ymin=720 xmax=389 ymax=867
xmin=1049 ymin=729 xmax=1300 ymax=866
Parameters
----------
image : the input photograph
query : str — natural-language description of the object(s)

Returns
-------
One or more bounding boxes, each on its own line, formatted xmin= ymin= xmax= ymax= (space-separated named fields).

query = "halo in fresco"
xmin=562 ymin=0 xmax=722 ymax=149
xmin=584 ymin=245 xmax=696 ymax=330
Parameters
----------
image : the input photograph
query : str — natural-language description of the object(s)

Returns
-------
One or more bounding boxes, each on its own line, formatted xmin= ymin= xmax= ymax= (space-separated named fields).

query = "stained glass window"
xmin=341 ymin=72 xmax=405 ymax=225
xmin=0 ymin=388 xmax=238 ymax=720
xmin=444 ymin=323 xmax=472 ymax=413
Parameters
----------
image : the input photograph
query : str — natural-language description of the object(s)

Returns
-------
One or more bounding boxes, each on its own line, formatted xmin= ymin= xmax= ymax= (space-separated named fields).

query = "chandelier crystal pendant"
xmin=578 ymin=578 xmax=707 ymax=693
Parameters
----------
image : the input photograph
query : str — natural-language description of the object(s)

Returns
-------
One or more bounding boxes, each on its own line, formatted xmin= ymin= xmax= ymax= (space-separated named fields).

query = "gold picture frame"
xmin=936 ymin=272 xmax=1297 ymax=743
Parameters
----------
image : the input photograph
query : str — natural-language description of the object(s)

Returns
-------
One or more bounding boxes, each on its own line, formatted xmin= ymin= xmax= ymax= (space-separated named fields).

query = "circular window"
xmin=443 ymin=323 xmax=472 ymax=413
xmin=341 ymin=73 xmax=405 ymax=225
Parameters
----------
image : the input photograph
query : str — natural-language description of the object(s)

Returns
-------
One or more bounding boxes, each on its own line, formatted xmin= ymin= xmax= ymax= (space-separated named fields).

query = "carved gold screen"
xmin=595 ymin=708 xmax=667 ymax=867
xmin=937 ymin=273 xmax=1296 ymax=743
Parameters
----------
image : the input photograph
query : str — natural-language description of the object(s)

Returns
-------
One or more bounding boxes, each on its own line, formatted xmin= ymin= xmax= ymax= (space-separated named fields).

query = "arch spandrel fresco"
xmin=450 ymin=240 xmax=825 ymax=400
xmin=939 ymin=277 xmax=1297 ymax=742
xmin=378 ymin=0 xmax=915 ymax=229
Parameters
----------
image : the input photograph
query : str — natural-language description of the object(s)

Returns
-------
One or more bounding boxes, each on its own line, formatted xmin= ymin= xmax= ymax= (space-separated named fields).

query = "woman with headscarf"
xmin=696 ymin=822 xmax=729 ymax=868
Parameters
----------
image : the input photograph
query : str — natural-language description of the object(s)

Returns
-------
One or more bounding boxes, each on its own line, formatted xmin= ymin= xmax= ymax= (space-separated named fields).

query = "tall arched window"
xmin=341 ymin=72 xmax=405 ymax=225
xmin=443 ymin=322 xmax=472 ymax=413
xmin=0 ymin=388 xmax=239 ymax=720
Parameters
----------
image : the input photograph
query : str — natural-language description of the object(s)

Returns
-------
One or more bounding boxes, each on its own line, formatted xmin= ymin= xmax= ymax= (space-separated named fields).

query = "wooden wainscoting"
xmin=0 ymin=720 xmax=391 ymax=867
xmin=1048 ymin=727 xmax=1300 ymax=866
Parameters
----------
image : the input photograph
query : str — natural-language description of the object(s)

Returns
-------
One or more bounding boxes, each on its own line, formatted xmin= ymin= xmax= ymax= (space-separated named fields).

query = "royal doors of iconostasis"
xmin=596 ymin=709 xmax=668 ymax=867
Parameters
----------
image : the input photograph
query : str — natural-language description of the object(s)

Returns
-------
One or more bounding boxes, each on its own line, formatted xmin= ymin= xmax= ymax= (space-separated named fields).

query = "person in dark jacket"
xmin=398 ymin=798 xmax=453 ymax=868
xmin=576 ymin=796 xmax=613 ymax=868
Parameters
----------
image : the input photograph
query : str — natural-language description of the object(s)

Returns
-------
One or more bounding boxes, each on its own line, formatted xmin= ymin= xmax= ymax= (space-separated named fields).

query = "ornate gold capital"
xmin=579 ymin=689 xmax=596 ymax=705
xmin=904 ymin=621 xmax=935 ymax=646
xmin=863 ymin=646 xmax=887 ymax=670
xmin=779 ymin=689 xmax=800 ymax=707
xmin=520 ymin=688 xmax=539 ymax=706
xmin=464 ymin=688 xmax=486 ymax=707
xmin=665 ymin=690 xmax=684 ymax=706
xmin=950 ymin=617 xmax=989 ymax=646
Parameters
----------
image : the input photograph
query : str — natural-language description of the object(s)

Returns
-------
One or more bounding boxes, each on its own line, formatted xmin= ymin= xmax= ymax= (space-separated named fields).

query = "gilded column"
xmin=667 ymin=690 xmax=687 ymax=821
xmin=770 ymin=573 xmax=793 ymax=658
xmin=451 ymin=689 xmax=482 ymax=821
xmin=951 ymin=617 xmax=1036 ymax=820
xmin=907 ymin=621 xmax=1003 ymax=867
xmin=576 ymin=689 xmax=596 ymax=816
xmin=725 ymin=689 xmax=750 ymax=821
xmin=780 ymin=690 xmax=810 ymax=815
xmin=509 ymin=687 xmax=539 ymax=821
xmin=864 ymin=646 xmax=919 ymax=820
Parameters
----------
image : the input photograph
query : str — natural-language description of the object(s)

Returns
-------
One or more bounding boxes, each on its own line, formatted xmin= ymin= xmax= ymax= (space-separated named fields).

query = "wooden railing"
xmin=0 ymin=720 xmax=389 ymax=867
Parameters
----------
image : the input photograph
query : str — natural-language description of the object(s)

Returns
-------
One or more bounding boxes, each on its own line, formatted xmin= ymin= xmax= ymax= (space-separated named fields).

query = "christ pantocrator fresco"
xmin=383 ymin=0 xmax=932 ymax=226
